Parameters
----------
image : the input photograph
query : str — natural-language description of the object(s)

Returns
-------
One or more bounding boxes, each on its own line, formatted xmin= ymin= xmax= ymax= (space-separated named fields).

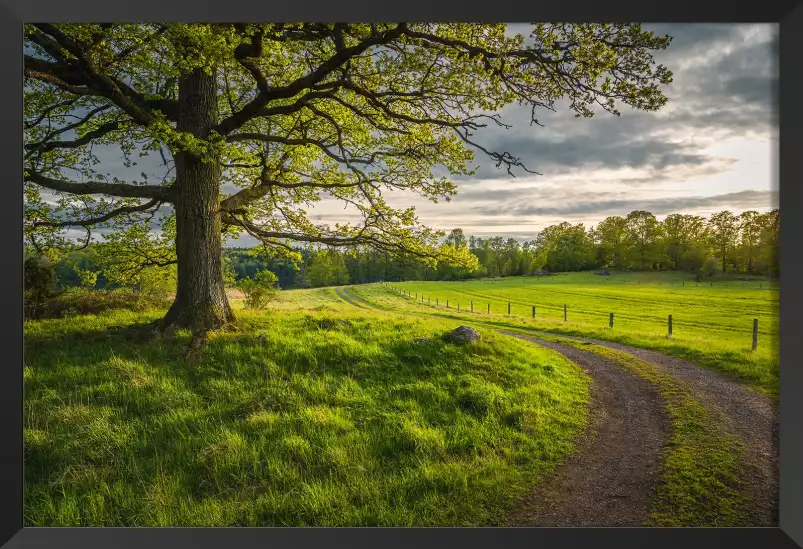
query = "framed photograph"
xmin=3 ymin=1 xmax=801 ymax=547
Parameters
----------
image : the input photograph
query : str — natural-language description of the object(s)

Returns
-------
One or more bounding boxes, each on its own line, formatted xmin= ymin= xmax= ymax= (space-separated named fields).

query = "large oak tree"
xmin=24 ymin=23 xmax=673 ymax=337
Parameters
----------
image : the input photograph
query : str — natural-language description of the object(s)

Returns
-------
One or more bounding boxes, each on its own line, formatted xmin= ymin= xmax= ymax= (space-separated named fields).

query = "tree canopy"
xmin=24 ymin=23 xmax=674 ymax=333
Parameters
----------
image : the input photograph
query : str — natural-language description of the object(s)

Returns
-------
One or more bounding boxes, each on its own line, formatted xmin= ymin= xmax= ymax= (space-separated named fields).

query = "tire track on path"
xmin=516 ymin=330 xmax=779 ymax=526
xmin=341 ymin=286 xmax=389 ymax=311
xmin=333 ymin=287 xmax=367 ymax=309
xmin=503 ymin=332 xmax=670 ymax=526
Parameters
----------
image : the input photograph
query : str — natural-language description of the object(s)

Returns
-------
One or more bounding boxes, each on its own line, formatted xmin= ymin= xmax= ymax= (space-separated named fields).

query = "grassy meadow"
xmin=23 ymin=269 xmax=779 ymax=526
xmin=24 ymin=307 xmax=589 ymax=526
xmin=349 ymin=271 xmax=779 ymax=396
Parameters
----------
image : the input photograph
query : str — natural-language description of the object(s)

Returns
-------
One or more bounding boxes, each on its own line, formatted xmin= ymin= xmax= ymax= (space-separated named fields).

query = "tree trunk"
xmin=159 ymin=68 xmax=234 ymax=334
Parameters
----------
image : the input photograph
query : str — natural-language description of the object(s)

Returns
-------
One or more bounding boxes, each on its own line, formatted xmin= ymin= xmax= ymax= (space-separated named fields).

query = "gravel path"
xmin=502 ymin=332 xmax=670 ymax=527
xmin=523 ymin=331 xmax=779 ymax=527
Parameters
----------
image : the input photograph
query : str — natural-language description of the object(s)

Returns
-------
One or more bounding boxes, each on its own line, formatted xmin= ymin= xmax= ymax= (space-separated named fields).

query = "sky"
xmin=294 ymin=23 xmax=779 ymax=244
xmin=40 ymin=23 xmax=779 ymax=246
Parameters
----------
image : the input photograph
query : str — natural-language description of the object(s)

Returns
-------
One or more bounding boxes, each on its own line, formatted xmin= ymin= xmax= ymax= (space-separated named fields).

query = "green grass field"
xmin=23 ymin=270 xmax=779 ymax=526
xmin=349 ymin=271 xmax=779 ymax=396
xmin=24 ymin=307 xmax=589 ymax=526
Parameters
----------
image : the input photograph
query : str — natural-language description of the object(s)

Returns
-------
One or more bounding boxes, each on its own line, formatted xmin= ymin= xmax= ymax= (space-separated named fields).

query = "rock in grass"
xmin=414 ymin=338 xmax=431 ymax=345
xmin=447 ymin=326 xmax=481 ymax=344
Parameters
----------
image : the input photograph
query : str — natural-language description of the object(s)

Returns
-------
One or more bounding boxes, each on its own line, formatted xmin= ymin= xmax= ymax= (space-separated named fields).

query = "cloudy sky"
xmin=40 ymin=23 xmax=778 ymax=246
xmin=294 ymin=23 xmax=778 ymax=244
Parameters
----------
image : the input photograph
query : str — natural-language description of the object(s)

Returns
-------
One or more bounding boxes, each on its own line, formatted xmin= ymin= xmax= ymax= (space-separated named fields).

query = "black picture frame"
xmin=2 ymin=1 xmax=801 ymax=547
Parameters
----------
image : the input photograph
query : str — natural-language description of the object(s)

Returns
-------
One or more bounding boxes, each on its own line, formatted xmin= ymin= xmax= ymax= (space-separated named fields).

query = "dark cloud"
xmin=471 ymin=130 xmax=715 ymax=176
xmin=472 ymin=189 xmax=778 ymax=218
xmin=450 ymin=23 xmax=777 ymax=183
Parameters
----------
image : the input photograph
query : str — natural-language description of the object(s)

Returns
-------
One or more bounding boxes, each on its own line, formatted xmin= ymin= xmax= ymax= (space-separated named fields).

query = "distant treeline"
xmin=45 ymin=209 xmax=779 ymax=291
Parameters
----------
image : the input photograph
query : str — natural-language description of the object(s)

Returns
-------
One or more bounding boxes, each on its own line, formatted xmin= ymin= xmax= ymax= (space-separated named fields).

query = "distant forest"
xmin=45 ymin=208 xmax=780 ymax=291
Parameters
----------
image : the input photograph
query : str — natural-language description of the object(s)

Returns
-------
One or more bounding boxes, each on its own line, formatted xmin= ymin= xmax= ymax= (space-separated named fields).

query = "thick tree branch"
xmin=26 ymin=110 xmax=122 ymax=156
xmin=24 ymin=51 xmax=179 ymax=122
xmin=233 ymin=29 xmax=268 ymax=94
xmin=223 ymin=213 xmax=439 ymax=262
xmin=33 ymin=198 xmax=163 ymax=228
xmin=215 ymin=23 xmax=408 ymax=135
xmin=26 ymin=171 xmax=173 ymax=201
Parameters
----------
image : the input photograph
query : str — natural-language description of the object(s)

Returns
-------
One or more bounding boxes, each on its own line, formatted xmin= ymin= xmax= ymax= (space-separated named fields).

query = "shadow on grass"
xmin=24 ymin=310 xmax=588 ymax=527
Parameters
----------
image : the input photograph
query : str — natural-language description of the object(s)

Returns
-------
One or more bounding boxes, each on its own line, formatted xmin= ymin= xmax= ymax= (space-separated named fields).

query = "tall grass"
xmin=24 ymin=309 xmax=589 ymax=526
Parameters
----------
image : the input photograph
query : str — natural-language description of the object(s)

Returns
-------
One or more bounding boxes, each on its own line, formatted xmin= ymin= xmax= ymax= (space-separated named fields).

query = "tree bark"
xmin=158 ymin=68 xmax=234 ymax=334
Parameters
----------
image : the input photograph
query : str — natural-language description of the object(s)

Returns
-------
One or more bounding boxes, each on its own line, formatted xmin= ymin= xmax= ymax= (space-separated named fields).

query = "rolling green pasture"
xmin=24 ymin=308 xmax=588 ymax=526
xmin=346 ymin=272 xmax=779 ymax=395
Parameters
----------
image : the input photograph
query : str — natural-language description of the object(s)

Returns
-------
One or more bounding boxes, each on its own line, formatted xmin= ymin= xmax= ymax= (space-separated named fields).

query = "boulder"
xmin=447 ymin=326 xmax=481 ymax=344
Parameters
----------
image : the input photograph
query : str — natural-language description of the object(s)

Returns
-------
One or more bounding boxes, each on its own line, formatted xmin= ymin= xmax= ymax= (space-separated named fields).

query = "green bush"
xmin=134 ymin=265 xmax=177 ymax=299
xmin=236 ymin=269 xmax=280 ymax=310
xmin=24 ymin=257 xmax=56 ymax=319
xmin=703 ymin=257 xmax=721 ymax=277
xmin=29 ymin=288 xmax=171 ymax=320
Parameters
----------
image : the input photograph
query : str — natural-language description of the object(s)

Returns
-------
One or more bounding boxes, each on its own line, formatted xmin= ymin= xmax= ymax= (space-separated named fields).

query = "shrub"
xmin=703 ymin=257 xmax=721 ymax=277
xmin=135 ymin=265 xmax=177 ymax=299
xmin=236 ymin=269 xmax=280 ymax=310
xmin=24 ymin=256 xmax=55 ymax=319
xmin=29 ymin=288 xmax=171 ymax=320
xmin=75 ymin=268 xmax=99 ymax=289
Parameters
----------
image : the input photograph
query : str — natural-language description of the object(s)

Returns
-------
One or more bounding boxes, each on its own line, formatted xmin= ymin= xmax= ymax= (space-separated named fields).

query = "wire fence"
xmin=381 ymin=282 xmax=765 ymax=351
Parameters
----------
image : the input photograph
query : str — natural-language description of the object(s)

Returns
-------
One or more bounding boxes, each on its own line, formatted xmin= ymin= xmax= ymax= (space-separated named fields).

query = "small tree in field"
xmin=237 ymin=269 xmax=280 ymax=310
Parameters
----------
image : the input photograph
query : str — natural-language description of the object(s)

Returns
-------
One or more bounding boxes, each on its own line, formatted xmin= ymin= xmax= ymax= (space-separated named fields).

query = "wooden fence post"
xmin=508 ymin=302 xmax=511 ymax=315
xmin=564 ymin=304 xmax=568 ymax=322
xmin=471 ymin=301 xmax=473 ymax=313
xmin=436 ymin=298 xmax=439 ymax=306
xmin=610 ymin=313 xmax=614 ymax=329
xmin=752 ymin=319 xmax=758 ymax=351
xmin=458 ymin=302 xmax=460 ymax=312
xmin=447 ymin=300 xmax=449 ymax=308
xmin=532 ymin=306 xmax=535 ymax=319
xmin=668 ymin=315 xmax=673 ymax=338
xmin=487 ymin=303 xmax=490 ymax=314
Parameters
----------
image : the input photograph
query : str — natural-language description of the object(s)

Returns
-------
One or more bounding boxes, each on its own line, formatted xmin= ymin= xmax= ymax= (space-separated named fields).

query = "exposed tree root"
xmin=184 ymin=330 xmax=209 ymax=362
